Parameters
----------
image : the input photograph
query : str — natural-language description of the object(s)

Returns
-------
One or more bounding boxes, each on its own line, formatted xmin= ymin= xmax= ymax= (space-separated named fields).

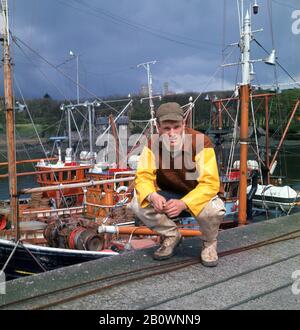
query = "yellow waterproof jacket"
xmin=135 ymin=128 xmax=221 ymax=217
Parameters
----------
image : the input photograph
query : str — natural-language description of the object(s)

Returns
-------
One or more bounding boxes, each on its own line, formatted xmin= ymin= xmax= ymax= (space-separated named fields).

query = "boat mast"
xmin=137 ymin=61 xmax=157 ymax=135
xmin=1 ymin=0 xmax=19 ymax=239
xmin=265 ymin=95 xmax=270 ymax=184
xmin=238 ymin=5 xmax=251 ymax=225
xmin=109 ymin=114 xmax=120 ymax=167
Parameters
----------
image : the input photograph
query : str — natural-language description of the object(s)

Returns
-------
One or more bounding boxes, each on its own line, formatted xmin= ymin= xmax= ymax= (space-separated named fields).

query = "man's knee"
xmin=127 ymin=195 xmax=141 ymax=217
xmin=197 ymin=196 xmax=226 ymax=222
xmin=127 ymin=195 xmax=156 ymax=220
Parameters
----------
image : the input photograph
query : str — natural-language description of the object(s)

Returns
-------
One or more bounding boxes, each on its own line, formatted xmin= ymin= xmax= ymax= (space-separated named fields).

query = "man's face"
xmin=158 ymin=120 xmax=185 ymax=149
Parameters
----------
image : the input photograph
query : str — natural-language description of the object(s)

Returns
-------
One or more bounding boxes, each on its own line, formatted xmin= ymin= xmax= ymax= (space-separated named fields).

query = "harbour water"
xmin=1 ymin=144 xmax=300 ymax=200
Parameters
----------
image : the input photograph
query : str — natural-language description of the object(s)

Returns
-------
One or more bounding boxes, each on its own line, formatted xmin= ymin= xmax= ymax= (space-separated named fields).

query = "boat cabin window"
xmin=71 ymin=170 xmax=77 ymax=180
xmin=63 ymin=171 xmax=69 ymax=181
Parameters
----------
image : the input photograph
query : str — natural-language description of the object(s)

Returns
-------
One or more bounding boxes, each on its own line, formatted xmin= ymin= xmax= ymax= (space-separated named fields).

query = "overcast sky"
xmin=1 ymin=0 xmax=299 ymax=100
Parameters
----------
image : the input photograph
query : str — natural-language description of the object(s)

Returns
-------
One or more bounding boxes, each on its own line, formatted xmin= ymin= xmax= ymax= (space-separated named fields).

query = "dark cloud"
xmin=1 ymin=0 xmax=299 ymax=100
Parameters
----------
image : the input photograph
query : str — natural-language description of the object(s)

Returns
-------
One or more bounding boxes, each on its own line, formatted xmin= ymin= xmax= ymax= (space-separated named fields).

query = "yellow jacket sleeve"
xmin=181 ymin=148 xmax=220 ymax=216
xmin=135 ymin=147 xmax=157 ymax=208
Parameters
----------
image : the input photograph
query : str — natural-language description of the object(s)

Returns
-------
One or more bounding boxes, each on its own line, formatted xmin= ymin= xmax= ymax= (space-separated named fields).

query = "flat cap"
xmin=156 ymin=102 xmax=184 ymax=122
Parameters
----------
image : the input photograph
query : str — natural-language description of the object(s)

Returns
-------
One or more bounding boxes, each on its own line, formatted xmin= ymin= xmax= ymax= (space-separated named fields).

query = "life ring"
xmin=116 ymin=186 xmax=129 ymax=204
xmin=0 ymin=215 xmax=7 ymax=231
xmin=63 ymin=196 xmax=76 ymax=208
xmin=116 ymin=186 xmax=128 ymax=194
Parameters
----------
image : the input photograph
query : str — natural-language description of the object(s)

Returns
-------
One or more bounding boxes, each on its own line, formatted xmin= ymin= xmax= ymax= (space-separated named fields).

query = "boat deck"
xmin=1 ymin=213 xmax=300 ymax=310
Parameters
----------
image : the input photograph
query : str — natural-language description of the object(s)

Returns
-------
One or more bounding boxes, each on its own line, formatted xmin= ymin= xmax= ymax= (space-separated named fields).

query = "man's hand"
xmin=149 ymin=192 xmax=167 ymax=213
xmin=164 ymin=199 xmax=187 ymax=218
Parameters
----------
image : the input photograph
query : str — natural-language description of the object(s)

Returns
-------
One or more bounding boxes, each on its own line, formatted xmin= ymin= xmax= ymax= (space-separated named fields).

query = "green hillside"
xmin=0 ymin=88 xmax=300 ymax=141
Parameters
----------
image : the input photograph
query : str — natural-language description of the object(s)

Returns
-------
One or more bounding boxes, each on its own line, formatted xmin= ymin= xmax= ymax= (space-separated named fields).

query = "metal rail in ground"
xmin=1 ymin=229 xmax=300 ymax=310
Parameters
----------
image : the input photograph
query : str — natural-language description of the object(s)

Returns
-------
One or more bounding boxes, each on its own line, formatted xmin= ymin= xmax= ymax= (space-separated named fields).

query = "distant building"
xmin=96 ymin=117 xmax=109 ymax=134
xmin=140 ymin=85 xmax=148 ymax=97
xmin=96 ymin=116 xmax=129 ymax=134
xmin=163 ymin=82 xmax=169 ymax=96
xmin=43 ymin=93 xmax=51 ymax=99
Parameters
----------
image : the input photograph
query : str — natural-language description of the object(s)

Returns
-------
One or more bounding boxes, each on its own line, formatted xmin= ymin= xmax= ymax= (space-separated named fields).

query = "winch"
xmin=43 ymin=217 xmax=104 ymax=251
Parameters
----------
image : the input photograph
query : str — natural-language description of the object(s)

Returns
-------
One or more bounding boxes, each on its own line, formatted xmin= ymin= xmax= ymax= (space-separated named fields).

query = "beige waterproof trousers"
xmin=129 ymin=195 xmax=226 ymax=242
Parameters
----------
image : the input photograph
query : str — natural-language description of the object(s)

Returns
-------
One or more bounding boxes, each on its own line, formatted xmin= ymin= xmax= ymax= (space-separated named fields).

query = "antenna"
xmin=250 ymin=63 xmax=256 ymax=77
xmin=60 ymin=101 xmax=102 ymax=163
xmin=0 ymin=0 xmax=9 ymax=46
xmin=264 ymin=50 xmax=276 ymax=66
xmin=69 ymin=50 xmax=80 ymax=104
xmin=137 ymin=60 xmax=158 ymax=135
xmin=253 ymin=0 xmax=259 ymax=15
xmin=241 ymin=10 xmax=251 ymax=85
xmin=222 ymin=2 xmax=275 ymax=84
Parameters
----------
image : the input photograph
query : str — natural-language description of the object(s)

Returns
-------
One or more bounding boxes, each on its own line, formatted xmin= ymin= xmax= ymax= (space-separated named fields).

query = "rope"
xmin=250 ymin=94 xmax=264 ymax=183
xmin=15 ymin=131 xmax=37 ymax=174
xmin=253 ymin=38 xmax=300 ymax=88
xmin=0 ymin=151 xmax=7 ymax=161
xmin=95 ymin=101 xmax=132 ymax=150
xmin=0 ymin=240 xmax=20 ymax=274
xmin=13 ymin=36 xmax=120 ymax=114
xmin=73 ymin=109 xmax=88 ymax=155
xmin=225 ymin=100 xmax=240 ymax=184
xmin=69 ymin=109 xmax=83 ymax=144
xmin=126 ymin=120 xmax=150 ymax=160
xmin=13 ymin=38 xmax=72 ymax=101
xmin=192 ymin=46 xmax=238 ymax=106
xmin=287 ymin=190 xmax=300 ymax=216
xmin=14 ymin=79 xmax=52 ymax=163
xmin=14 ymin=78 xmax=71 ymax=210
xmin=19 ymin=242 xmax=47 ymax=272
xmin=220 ymin=100 xmax=236 ymax=124
xmin=55 ymin=0 xmax=221 ymax=52
xmin=267 ymin=0 xmax=279 ymax=90
xmin=51 ymin=114 xmax=64 ymax=157
xmin=0 ymin=240 xmax=47 ymax=275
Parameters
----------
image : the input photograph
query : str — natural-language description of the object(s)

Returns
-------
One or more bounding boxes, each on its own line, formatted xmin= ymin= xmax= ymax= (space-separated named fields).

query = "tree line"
xmin=0 ymin=88 xmax=300 ymax=140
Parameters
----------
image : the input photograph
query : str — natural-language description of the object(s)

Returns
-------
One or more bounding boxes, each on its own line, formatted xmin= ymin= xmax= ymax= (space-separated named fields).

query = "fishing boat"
xmin=209 ymin=91 xmax=300 ymax=217
xmin=0 ymin=0 xmax=134 ymax=280
xmin=0 ymin=238 xmax=118 ymax=280
xmin=247 ymin=184 xmax=300 ymax=212
xmin=0 ymin=1 xmax=186 ymax=280
xmin=205 ymin=1 xmax=300 ymax=221
xmin=1 ymin=0 xmax=300 ymax=281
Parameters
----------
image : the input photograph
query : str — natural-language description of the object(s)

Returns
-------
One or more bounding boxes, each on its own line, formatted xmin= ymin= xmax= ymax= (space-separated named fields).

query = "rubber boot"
xmin=153 ymin=231 xmax=182 ymax=261
xmin=201 ymin=241 xmax=218 ymax=267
